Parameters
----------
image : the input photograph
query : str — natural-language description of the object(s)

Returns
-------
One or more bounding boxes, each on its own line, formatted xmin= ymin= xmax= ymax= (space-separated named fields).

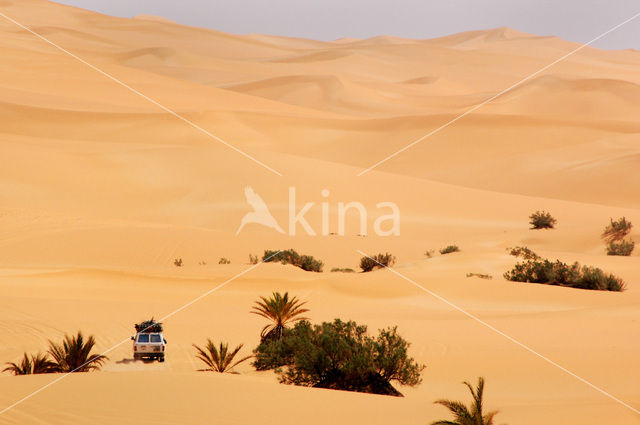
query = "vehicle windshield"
xmin=150 ymin=334 xmax=162 ymax=343
xmin=137 ymin=334 xmax=150 ymax=343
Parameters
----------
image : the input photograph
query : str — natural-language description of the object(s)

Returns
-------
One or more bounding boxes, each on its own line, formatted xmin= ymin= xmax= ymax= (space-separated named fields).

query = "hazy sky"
xmin=56 ymin=0 xmax=640 ymax=50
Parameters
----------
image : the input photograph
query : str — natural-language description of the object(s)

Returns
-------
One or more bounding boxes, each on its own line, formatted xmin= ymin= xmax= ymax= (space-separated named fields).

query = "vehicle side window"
xmin=137 ymin=334 xmax=150 ymax=343
xmin=150 ymin=334 xmax=162 ymax=343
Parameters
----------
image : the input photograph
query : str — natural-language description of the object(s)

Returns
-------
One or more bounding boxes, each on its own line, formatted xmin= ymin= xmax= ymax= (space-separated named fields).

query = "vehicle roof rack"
xmin=134 ymin=319 xmax=163 ymax=333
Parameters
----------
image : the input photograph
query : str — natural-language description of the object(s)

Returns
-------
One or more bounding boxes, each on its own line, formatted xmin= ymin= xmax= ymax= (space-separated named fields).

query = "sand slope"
xmin=0 ymin=1 xmax=639 ymax=424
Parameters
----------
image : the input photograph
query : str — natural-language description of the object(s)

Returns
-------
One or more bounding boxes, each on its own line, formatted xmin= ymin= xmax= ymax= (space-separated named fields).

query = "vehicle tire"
xmin=158 ymin=356 xmax=165 ymax=363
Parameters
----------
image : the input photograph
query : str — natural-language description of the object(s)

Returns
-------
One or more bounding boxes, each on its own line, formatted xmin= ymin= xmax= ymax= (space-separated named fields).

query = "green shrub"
xmin=602 ymin=218 xmax=634 ymax=256
xmin=439 ymin=245 xmax=460 ymax=255
xmin=507 ymin=246 xmax=540 ymax=260
xmin=529 ymin=210 xmax=557 ymax=229
xmin=504 ymin=259 xmax=625 ymax=291
xmin=606 ymin=240 xmax=635 ymax=256
xmin=263 ymin=249 xmax=323 ymax=272
xmin=330 ymin=268 xmax=356 ymax=273
xmin=466 ymin=273 xmax=492 ymax=280
xmin=299 ymin=255 xmax=323 ymax=272
xmin=602 ymin=217 xmax=632 ymax=243
xmin=360 ymin=253 xmax=396 ymax=272
xmin=218 ymin=257 xmax=231 ymax=265
xmin=253 ymin=319 xmax=424 ymax=397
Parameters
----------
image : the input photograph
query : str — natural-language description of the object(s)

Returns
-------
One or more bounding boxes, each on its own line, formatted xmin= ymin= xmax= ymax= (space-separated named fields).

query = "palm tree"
xmin=31 ymin=352 xmax=58 ymax=374
xmin=3 ymin=352 xmax=56 ymax=375
xmin=251 ymin=292 xmax=309 ymax=341
xmin=431 ymin=377 xmax=502 ymax=425
xmin=47 ymin=331 xmax=107 ymax=372
xmin=193 ymin=339 xmax=252 ymax=373
xmin=3 ymin=353 xmax=32 ymax=375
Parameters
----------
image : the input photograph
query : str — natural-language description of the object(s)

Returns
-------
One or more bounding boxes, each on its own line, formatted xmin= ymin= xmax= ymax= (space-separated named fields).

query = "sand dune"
xmin=0 ymin=0 xmax=639 ymax=424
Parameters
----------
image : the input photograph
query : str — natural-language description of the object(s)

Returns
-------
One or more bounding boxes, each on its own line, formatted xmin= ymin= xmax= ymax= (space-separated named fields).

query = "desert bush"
xmin=504 ymin=259 xmax=625 ymax=291
xmin=173 ymin=258 xmax=183 ymax=267
xmin=606 ymin=240 xmax=635 ymax=256
xmin=602 ymin=217 xmax=632 ymax=243
xmin=248 ymin=254 xmax=259 ymax=265
xmin=253 ymin=319 xmax=424 ymax=397
xmin=466 ymin=273 xmax=492 ymax=280
xmin=507 ymin=246 xmax=540 ymax=260
xmin=193 ymin=340 xmax=251 ymax=373
xmin=330 ymin=268 xmax=356 ymax=273
xmin=602 ymin=218 xmax=634 ymax=256
xmin=431 ymin=377 xmax=501 ymax=425
xmin=299 ymin=255 xmax=324 ymax=272
xmin=218 ymin=257 xmax=231 ymax=264
xmin=424 ymin=250 xmax=435 ymax=258
xmin=47 ymin=331 xmax=107 ymax=372
xmin=439 ymin=245 xmax=460 ymax=255
xmin=263 ymin=249 xmax=323 ymax=272
xmin=359 ymin=253 xmax=396 ymax=272
xmin=529 ymin=210 xmax=557 ymax=229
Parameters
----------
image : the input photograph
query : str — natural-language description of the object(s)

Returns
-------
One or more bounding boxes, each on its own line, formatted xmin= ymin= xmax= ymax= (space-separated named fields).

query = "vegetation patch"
xmin=504 ymin=259 xmax=625 ymax=291
xmin=602 ymin=217 xmax=634 ymax=256
xmin=330 ymin=267 xmax=356 ymax=273
xmin=3 ymin=331 xmax=107 ymax=375
xmin=193 ymin=340 xmax=251 ymax=373
xmin=606 ymin=240 xmax=635 ymax=256
xmin=466 ymin=273 xmax=492 ymax=280
xmin=439 ymin=245 xmax=460 ymax=255
xmin=529 ymin=210 xmax=557 ymax=229
xmin=251 ymin=292 xmax=309 ymax=344
xmin=431 ymin=377 xmax=501 ymax=425
xmin=263 ymin=249 xmax=324 ymax=272
xmin=359 ymin=252 xmax=396 ymax=272
xmin=253 ymin=319 xmax=424 ymax=397
xmin=507 ymin=246 xmax=540 ymax=260
xmin=218 ymin=257 xmax=231 ymax=264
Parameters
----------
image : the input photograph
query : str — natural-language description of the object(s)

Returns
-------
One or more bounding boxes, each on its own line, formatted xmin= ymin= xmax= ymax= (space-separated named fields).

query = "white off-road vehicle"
xmin=132 ymin=319 xmax=167 ymax=362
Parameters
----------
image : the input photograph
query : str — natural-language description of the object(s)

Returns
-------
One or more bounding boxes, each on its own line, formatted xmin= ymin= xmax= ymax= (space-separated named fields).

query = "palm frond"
xmin=251 ymin=292 xmax=309 ymax=340
xmin=432 ymin=377 xmax=502 ymax=425
xmin=3 ymin=353 xmax=32 ymax=375
xmin=31 ymin=352 xmax=57 ymax=374
xmin=434 ymin=399 xmax=474 ymax=424
xmin=193 ymin=339 xmax=252 ymax=373
xmin=483 ymin=410 xmax=500 ymax=425
xmin=48 ymin=331 xmax=107 ymax=373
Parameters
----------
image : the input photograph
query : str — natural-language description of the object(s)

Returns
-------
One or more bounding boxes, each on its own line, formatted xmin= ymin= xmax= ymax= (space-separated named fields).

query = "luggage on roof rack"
xmin=134 ymin=319 xmax=163 ymax=333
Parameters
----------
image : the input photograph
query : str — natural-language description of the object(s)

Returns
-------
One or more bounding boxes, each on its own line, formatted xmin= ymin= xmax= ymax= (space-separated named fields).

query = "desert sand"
xmin=0 ymin=0 xmax=639 ymax=424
